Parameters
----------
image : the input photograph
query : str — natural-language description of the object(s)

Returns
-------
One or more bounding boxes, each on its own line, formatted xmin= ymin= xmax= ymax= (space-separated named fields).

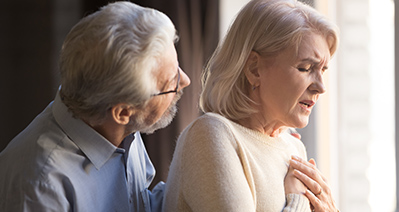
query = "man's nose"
xmin=178 ymin=67 xmax=191 ymax=91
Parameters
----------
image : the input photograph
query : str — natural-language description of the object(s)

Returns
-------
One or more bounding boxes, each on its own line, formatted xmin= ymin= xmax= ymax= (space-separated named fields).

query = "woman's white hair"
xmin=59 ymin=1 xmax=177 ymax=123
xmin=200 ymin=0 xmax=339 ymax=120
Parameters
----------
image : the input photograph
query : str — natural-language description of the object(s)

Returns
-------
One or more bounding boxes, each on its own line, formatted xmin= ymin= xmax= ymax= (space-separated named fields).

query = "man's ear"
xmin=244 ymin=51 xmax=261 ymax=87
xmin=110 ymin=103 xmax=134 ymax=125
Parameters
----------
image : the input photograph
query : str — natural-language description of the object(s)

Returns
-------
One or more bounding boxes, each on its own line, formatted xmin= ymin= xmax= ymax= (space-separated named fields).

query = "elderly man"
xmin=0 ymin=2 xmax=190 ymax=212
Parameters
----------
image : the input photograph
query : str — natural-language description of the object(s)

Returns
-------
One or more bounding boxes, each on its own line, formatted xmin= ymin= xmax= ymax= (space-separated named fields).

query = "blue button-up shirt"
xmin=0 ymin=93 xmax=164 ymax=212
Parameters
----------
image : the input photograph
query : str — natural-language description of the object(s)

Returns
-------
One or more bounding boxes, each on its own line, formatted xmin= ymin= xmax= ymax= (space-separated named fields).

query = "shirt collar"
xmin=52 ymin=91 xmax=118 ymax=170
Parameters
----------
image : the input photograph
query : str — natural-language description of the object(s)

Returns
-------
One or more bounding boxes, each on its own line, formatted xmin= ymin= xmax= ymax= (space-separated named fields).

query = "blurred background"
xmin=0 ymin=0 xmax=396 ymax=211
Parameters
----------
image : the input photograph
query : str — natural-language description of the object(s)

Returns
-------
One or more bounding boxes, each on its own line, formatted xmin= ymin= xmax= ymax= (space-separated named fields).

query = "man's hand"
xmin=288 ymin=128 xmax=301 ymax=139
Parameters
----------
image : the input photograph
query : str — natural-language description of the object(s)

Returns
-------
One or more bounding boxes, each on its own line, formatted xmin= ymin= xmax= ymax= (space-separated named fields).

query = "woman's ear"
xmin=110 ymin=104 xmax=134 ymax=125
xmin=244 ymin=51 xmax=261 ymax=87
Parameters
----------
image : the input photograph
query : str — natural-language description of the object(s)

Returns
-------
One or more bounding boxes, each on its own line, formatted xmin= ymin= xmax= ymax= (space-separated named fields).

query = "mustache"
xmin=172 ymin=89 xmax=184 ymax=105
xmin=140 ymin=89 xmax=184 ymax=135
xmin=173 ymin=88 xmax=185 ymax=107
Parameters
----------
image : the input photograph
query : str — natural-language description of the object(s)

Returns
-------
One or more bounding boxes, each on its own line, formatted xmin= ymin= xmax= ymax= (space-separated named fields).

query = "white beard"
xmin=129 ymin=91 xmax=182 ymax=135
xmin=140 ymin=100 xmax=178 ymax=134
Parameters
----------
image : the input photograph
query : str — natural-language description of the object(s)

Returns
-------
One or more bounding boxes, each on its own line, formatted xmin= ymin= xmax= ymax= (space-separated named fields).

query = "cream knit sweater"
xmin=163 ymin=112 xmax=311 ymax=212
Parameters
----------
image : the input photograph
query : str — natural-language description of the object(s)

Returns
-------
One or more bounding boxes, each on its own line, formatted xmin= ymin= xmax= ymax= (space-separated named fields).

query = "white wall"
xmin=219 ymin=0 xmax=250 ymax=38
xmin=368 ymin=0 xmax=396 ymax=211
xmin=334 ymin=0 xmax=396 ymax=211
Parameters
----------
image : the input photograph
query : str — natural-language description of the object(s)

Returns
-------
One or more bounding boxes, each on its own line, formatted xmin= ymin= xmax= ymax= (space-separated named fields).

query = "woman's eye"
xmin=298 ymin=67 xmax=311 ymax=72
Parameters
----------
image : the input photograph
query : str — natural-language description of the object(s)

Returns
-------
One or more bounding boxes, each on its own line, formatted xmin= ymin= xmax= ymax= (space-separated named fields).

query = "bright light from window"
xmin=368 ymin=0 xmax=396 ymax=211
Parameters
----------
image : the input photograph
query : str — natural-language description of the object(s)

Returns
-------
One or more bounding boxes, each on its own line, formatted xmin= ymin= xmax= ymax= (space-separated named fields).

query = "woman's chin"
xmin=292 ymin=118 xmax=309 ymax=129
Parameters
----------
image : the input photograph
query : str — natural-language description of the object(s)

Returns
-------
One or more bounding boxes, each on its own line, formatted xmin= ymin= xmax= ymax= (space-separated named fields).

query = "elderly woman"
xmin=163 ymin=0 xmax=339 ymax=211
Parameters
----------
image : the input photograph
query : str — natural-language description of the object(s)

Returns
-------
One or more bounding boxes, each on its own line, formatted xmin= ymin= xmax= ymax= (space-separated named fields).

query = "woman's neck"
xmin=237 ymin=114 xmax=287 ymax=137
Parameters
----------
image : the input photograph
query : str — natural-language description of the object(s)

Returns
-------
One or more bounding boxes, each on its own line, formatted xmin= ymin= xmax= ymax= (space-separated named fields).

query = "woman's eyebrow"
xmin=299 ymin=57 xmax=320 ymax=64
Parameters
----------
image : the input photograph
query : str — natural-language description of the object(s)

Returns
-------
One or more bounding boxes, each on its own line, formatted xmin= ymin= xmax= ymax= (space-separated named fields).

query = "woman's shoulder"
xmin=178 ymin=112 xmax=238 ymax=147
xmin=280 ymin=131 xmax=308 ymax=158
xmin=188 ymin=112 xmax=234 ymax=131
xmin=280 ymin=131 xmax=303 ymax=146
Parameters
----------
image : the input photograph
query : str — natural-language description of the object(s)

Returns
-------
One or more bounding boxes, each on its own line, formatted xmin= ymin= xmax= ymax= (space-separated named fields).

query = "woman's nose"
xmin=309 ymin=72 xmax=326 ymax=94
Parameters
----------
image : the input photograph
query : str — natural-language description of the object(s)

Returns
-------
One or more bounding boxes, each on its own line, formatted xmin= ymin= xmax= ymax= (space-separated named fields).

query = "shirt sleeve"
xmin=5 ymin=180 xmax=71 ymax=212
xmin=149 ymin=181 xmax=165 ymax=212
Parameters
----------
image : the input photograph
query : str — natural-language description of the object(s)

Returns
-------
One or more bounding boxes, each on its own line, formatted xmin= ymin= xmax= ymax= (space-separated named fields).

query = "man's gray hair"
xmin=59 ymin=2 xmax=177 ymax=123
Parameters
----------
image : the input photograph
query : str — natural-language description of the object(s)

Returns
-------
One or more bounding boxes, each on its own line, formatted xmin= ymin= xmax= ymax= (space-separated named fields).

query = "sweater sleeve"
xmin=283 ymin=194 xmax=311 ymax=212
xmin=178 ymin=116 xmax=256 ymax=212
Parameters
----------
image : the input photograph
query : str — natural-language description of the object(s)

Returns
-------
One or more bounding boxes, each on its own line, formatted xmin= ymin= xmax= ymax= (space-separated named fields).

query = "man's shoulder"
xmin=3 ymin=104 xmax=65 ymax=153
xmin=0 ymin=105 xmax=75 ymax=183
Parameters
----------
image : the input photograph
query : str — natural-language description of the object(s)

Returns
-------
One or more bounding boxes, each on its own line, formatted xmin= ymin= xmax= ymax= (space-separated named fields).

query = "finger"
xmin=287 ymin=128 xmax=301 ymax=139
xmin=309 ymin=158 xmax=316 ymax=166
xmin=293 ymin=169 xmax=322 ymax=196
xmin=290 ymin=159 xmax=320 ymax=181
xmin=291 ymin=132 xmax=301 ymax=139
xmin=304 ymin=189 xmax=323 ymax=211
xmin=290 ymin=157 xmax=325 ymax=182
xmin=292 ymin=156 xmax=314 ymax=169
xmin=308 ymin=158 xmax=328 ymax=182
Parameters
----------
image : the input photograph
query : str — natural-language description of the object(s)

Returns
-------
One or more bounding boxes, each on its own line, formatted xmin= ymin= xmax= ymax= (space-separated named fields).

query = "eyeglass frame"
xmin=151 ymin=67 xmax=181 ymax=96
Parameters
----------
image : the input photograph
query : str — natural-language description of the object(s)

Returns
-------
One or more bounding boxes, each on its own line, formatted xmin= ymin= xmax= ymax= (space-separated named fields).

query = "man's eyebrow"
xmin=162 ymin=69 xmax=179 ymax=89
xmin=169 ymin=70 xmax=179 ymax=84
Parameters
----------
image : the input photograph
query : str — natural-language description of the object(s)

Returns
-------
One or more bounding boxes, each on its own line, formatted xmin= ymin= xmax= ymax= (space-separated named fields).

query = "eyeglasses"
xmin=151 ymin=67 xmax=181 ymax=96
